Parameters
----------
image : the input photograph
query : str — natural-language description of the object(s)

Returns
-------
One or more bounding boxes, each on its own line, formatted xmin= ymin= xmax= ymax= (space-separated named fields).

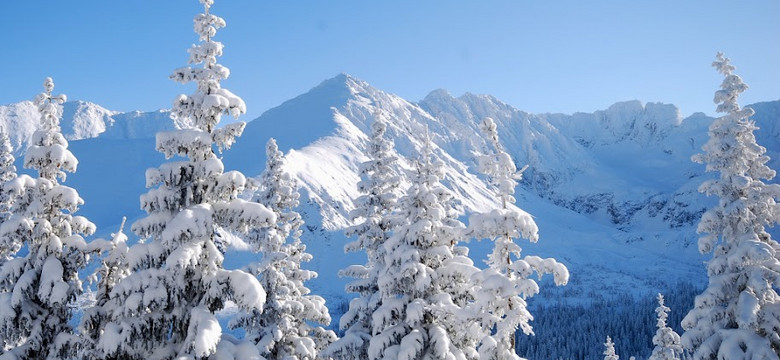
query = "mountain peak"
xmin=318 ymin=73 xmax=351 ymax=87
xmin=315 ymin=73 xmax=372 ymax=95
xmin=423 ymin=89 xmax=455 ymax=102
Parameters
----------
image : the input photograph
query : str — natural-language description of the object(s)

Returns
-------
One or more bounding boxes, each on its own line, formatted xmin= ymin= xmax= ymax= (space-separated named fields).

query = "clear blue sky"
xmin=3 ymin=1 xmax=778 ymax=120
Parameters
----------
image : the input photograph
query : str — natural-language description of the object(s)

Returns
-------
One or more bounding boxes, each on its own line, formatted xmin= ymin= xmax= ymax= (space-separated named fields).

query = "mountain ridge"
xmin=2 ymin=73 xmax=778 ymax=304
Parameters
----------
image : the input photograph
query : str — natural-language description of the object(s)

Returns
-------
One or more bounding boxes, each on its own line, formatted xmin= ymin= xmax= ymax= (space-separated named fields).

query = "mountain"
xmin=223 ymin=74 xmax=779 ymax=306
xmin=2 ymin=74 xmax=779 ymax=310
xmin=0 ymin=100 xmax=175 ymax=153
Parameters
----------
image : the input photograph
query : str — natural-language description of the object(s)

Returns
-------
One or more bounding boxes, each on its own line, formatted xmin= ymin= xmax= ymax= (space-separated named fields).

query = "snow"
xmin=680 ymin=53 xmax=780 ymax=359
xmin=1 ymin=70 xmax=778 ymax=358
xmin=185 ymin=306 xmax=222 ymax=358
xmin=97 ymin=323 xmax=123 ymax=356
xmin=41 ymin=74 xmax=778 ymax=304
xmin=220 ymin=269 xmax=265 ymax=311
xmin=211 ymin=334 xmax=262 ymax=360
xmin=0 ymin=100 xmax=172 ymax=155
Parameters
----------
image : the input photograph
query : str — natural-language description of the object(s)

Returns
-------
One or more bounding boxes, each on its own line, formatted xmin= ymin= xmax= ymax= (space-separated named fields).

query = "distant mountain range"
xmin=2 ymin=74 xmax=778 ymax=306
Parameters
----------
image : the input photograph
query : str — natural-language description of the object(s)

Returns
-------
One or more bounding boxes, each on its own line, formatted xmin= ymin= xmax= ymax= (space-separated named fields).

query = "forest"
xmin=0 ymin=1 xmax=777 ymax=360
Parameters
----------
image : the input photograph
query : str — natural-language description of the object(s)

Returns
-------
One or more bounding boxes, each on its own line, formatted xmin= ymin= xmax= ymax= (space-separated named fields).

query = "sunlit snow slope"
xmin=2 ymin=75 xmax=779 ymax=308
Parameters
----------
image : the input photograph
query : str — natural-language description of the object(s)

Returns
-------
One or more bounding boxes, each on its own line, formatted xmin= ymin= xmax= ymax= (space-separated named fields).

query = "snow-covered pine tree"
xmin=79 ymin=219 xmax=129 ymax=360
xmin=0 ymin=129 xmax=19 ymax=262
xmin=604 ymin=336 xmax=619 ymax=360
xmin=681 ymin=53 xmax=780 ymax=360
xmin=649 ymin=293 xmax=682 ymax=360
xmin=466 ymin=117 xmax=569 ymax=360
xmin=369 ymin=133 xmax=479 ymax=360
xmin=0 ymin=129 xmax=16 ymax=223
xmin=0 ymin=77 xmax=97 ymax=359
xmin=325 ymin=111 xmax=400 ymax=360
xmin=95 ymin=1 xmax=274 ymax=359
xmin=231 ymin=138 xmax=335 ymax=359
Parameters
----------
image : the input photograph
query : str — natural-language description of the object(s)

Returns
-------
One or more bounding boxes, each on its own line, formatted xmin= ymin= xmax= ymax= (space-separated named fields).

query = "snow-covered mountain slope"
xmin=227 ymin=75 xmax=723 ymax=303
xmin=233 ymin=75 xmax=778 ymax=304
xmin=420 ymin=92 xmax=705 ymax=229
xmin=228 ymin=74 xmax=515 ymax=230
xmin=0 ymin=100 xmax=174 ymax=153
xmin=3 ymin=75 xmax=778 ymax=307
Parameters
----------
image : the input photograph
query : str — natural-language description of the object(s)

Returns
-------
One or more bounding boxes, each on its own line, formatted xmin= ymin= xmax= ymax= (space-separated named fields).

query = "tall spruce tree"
xmin=95 ymin=1 xmax=274 ymax=359
xmin=369 ymin=134 xmax=479 ymax=360
xmin=325 ymin=112 xmax=400 ymax=360
xmin=0 ymin=78 xmax=96 ymax=359
xmin=681 ymin=53 xmax=780 ymax=360
xmin=0 ymin=129 xmax=19 ymax=263
xmin=466 ymin=117 xmax=568 ymax=360
xmin=604 ymin=336 xmax=620 ymax=360
xmin=231 ymin=138 xmax=335 ymax=359
xmin=649 ymin=293 xmax=682 ymax=360
xmin=79 ymin=219 xmax=129 ymax=360
xmin=0 ymin=129 xmax=16 ymax=224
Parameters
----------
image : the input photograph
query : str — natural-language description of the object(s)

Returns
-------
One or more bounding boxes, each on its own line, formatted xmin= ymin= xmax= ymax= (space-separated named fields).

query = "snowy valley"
xmin=1 ymin=73 xmax=778 ymax=359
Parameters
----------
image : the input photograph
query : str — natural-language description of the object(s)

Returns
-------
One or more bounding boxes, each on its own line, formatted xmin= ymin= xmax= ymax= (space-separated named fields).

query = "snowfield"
xmin=1 ymin=73 xmax=778 ymax=359
xmin=3 ymin=74 xmax=778 ymax=302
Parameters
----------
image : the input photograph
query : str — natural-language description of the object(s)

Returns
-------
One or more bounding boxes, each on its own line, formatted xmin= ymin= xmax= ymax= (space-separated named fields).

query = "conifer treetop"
xmin=655 ymin=293 xmax=670 ymax=329
xmin=478 ymin=117 xmax=528 ymax=210
xmin=169 ymin=0 xmax=245 ymax=134
xmin=33 ymin=77 xmax=67 ymax=133
xmin=25 ymin=77 xmax=78 ymax=181
xmin=649 ymin=293 xmax=682 ymax=360
xmin=604 ymin=336 xmax=619 ymax=360
xmin=712 ymin=52 xmax=750 ymax=116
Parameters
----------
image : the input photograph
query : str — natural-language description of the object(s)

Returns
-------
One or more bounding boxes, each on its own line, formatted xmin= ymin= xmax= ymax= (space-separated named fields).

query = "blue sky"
xmin=3 ymin=1 xmax=778 ymax=120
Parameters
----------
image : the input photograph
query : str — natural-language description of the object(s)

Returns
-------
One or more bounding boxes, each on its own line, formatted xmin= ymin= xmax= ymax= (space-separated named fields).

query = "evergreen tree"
xmin=467 ymin=117 xmax=568 ymax=360
xmin=325 ymin=112 xmax=400 ymax=360
xmin=0 ymin=129 xmax=16 ymax=223
xmin=79 ymin=219 xmax=130 ymax=360
xmin=0 ymin=77 xmax=97 ymax=359
xmin=369 ymin=134 xmax=479 ymax=360
xmin=230 ymin=138 xmax=335 ymax=359
xmin=681 ymin=53 xmax=780 ymax=360
xmin=604 ymin=336 xmax=619 ymax=360
xmin=0 ymin=129 xmax=19 ymax=263
xmin=96 ymin=1 xmax=274 ymax=359
xmin=649 ymin=293 xmax=682 ymax=360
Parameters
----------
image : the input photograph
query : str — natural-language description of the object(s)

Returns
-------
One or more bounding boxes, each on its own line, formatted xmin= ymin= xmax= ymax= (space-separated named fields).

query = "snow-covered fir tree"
xmin=95 ymin=1 xmax=274 ymax=359
xmin=0 ymin=77 xmax=97 ymax=359
xmin=79 ymin=219 xmax=129 ymax=360
xmin=230 ymin=137 xmax=335 ymax=359
xmin=604 ymin=336 xmax=619 ymax=360
xmin=681 ymin=53 xmax=780 ymax=360
xmin=325 ymin=112 xmax=400 ymax=360
xmin=0 ymin=129 xmax=16 ymax=224
xmin=649 ymin=293 xmax=682 ymax=360
xmin=0 ymin=129 xmax=18 ymax=263
xmin=369 ymin=133 xmax=480 ymax=360
xmin=466 ymin=117 xmax=568 ymax=360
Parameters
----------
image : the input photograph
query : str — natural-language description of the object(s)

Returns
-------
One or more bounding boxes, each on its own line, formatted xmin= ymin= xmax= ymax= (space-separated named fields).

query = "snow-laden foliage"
xmin=369 ymin=134 xmax=479 ymax=360
xmin=466 ymin=117 xmax=568 ymax=360
xmin=326 ymin=112 xmax=400 ymax=360
xmin=169 ymin=0 xmax=245 ymax=133
xmin=79 ymin=219 xmax=128 ymax=360
xmin=24 ymin=78 xmax=73 ymax=182
xmin=231 ymin=138 xmax=335 ymax=359
xmin=0 ymin=130 xmax=16 ymax=225
xmin=681 ymin=53 xmax=780 ymax=360
xmin=93 ymin=2 xmax=275 ymax=359
xmin=604 ymin=336 xmax=619 ymax=360
xmin=0 ymin=129 xmax=18 ymax=262
xmin=0 ymin=78 xmax=98 ymax=360
xmin=649 ymin=293 xmax=682 ymax=360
